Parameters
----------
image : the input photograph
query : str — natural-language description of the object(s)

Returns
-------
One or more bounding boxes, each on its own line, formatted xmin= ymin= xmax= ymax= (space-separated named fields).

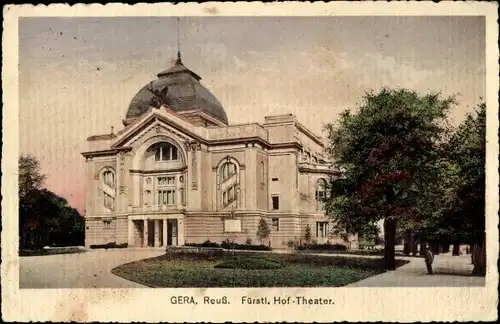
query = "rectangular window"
xmin=167 ymin=176 xmax=175 ymax=185
xmin=316 ymin=222 xmax=329 ymax=238
xmin=223 ymin=192 xmax=227 ymax=205
xmin=167 ymin=190 xmax=175 ymax=205
xmin=103 ymin=220 xmax=111 ymax=230
xmin=158 ymin=190 xmax=176 ymax=205
xmin=158 ymin=190 xmax=166 ymax=205
xmin=271 ymin=218 xmax=279 ymax=231
xmin=162 ymin=146 xmax=170 ymax=161
xmin=271 ymin=178 xmax=279 ymax=181
xmin=271 ymin=196 xmax=280 ymax=210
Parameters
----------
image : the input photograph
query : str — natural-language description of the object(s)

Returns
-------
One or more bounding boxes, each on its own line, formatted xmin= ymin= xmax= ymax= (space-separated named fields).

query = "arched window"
xmin=315 ymin=178 xmax=327 ymax=211
xmin=219 ymin=160 xmax=239 ymax=209
xmin=220 ymin=162 xmax=236 ymax=182
xmin=103 ymin=170 xmax=115 ymax=188
xmin=154 ymin=143 xmax=179 ymax=161
xmin=101 ymin=169 xmax=116 ymax=211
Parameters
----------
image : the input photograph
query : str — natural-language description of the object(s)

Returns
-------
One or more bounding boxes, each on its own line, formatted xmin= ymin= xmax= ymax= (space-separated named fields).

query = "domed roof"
xmin=126 ymin=54 xmax=228 ymax=125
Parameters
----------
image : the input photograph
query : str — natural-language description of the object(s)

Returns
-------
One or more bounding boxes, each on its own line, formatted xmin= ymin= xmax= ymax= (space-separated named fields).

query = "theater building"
xmin=81 ymin=53 xmax=358 ymax=249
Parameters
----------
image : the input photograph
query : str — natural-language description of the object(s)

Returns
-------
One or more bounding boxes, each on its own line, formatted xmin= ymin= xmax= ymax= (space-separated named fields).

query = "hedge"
xmin=296 ymin=243 xmax=347 ymax=251
xmin=90 ymin=242 xmax=128 ymax=249
xmin=185 ymin=240 xmax=272 ymax=251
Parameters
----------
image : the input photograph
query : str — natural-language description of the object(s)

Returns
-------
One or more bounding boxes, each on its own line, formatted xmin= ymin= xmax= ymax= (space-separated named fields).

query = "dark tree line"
xmin=19 ymin=155 xmax=84 ymax=250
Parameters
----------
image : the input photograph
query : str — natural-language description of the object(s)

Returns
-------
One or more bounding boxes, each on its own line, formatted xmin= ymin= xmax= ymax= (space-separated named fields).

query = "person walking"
xmin=424 ymin=243 xmax=434 ymax=275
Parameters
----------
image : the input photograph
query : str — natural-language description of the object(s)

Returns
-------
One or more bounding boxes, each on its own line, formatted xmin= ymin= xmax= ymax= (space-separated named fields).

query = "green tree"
xmin=304 ymin=224 xmax=312 ymax=243
xmin=19 ymin=154 xmax=46 ymax=199
xmin=443 ymin=103 xmax=486 ymax=275
xmin=325 ymin=88 xmax=455 ymax=270
xmin=256 ymin=217 xmax=271 ymax=245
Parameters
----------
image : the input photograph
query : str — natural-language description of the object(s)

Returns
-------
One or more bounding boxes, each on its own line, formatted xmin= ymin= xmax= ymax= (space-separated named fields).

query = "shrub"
xmin=286 ymin=240 xmax=296 ymax=249
xmin=185 ymin=240 xmax=219 ymax=248
xmin=245 ymin=237 xmax=253 ymax=245
xmin=296 ymin=243 xmax=347 ymax=251
xmin=214 ymin=256 xmax=283 ymax=270
xmin=90 ymin=242 xmax=128 ymax=249
xmin=256 ymin=217 xmax=271 ymax=245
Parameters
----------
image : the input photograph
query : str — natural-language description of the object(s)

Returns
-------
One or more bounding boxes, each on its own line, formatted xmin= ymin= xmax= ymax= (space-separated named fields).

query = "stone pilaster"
xmin=143 ymin=219 xmax=148 ymax=247
xmin=154 ymin=220 xmax=160 ymax=247
xmin=163 ymin=219 xmax=168 ymax=246
xmin=177 ymin=218 xmax=185 ymax=246
xmin=128 ymin=219 xmax=134 ymax=246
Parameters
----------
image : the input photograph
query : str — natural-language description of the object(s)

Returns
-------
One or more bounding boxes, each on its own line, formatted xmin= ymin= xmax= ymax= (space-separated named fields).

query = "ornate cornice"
xmin=129 ymin=167 xmax=188 ymax=174
xmin=298 ymin=166 xmax=340 ymax=175
xmin=81 ymin=147 xmax=132 ymax=159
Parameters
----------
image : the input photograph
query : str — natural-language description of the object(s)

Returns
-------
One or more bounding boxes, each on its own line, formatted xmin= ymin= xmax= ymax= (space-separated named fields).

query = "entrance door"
xmin=147 ymin=220 xmax=155 ymax=247
xmin=133 ymin=220 xmax=144 ymax=247
xmin=167 ymin=219 xmax=178 ymax=246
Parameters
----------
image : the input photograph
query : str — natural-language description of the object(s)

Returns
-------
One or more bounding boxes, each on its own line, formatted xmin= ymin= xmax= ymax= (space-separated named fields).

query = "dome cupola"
xmin=125 ymin=51 xmax=228 ymax=126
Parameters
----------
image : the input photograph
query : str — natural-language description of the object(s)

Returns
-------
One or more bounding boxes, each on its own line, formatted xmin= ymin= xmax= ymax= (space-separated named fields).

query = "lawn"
xmin=111 ymin=251 xmax=409 ymax=287
xmin=19 ymin=247 xmax=86 ymax=257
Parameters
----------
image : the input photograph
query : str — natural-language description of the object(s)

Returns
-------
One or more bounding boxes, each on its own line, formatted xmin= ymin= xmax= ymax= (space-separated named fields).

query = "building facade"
xmin=82 ymin=55 xmax=358 ymax=249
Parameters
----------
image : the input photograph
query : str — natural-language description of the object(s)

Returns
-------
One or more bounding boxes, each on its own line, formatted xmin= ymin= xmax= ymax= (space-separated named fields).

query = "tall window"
xmin=101 ymin=169 xmax=116 ymax=211
xmin=180 ymin=188 xmax=185 ymax=205
xmin=271 ymin=218 xmax=279 ymax=231
xmin=316 ymin=221 xmax=329 ymax=238
xmin=271 ymin=196 xmax=280 ymax=210
xmin=103 ymin=171 xmax=115 ymax=188
xmin=103 ymin=220 xmax=112 ymax=230
xmin=220 ymin=160 xmax=238 ymax=208
xmin=316 ymin=178 xmax=327 ymax=211
xmin=221 ymin=162 xmax=236 ymax=181
xmin=260 ymin=161 xmax=265 ymax=184
xmin=156 ymin=175 xmax=176 ymax=206
xmin=154 ymin=143 xmax=179 ymax=161
xmin=157 ymin=189 xmax=176 ymax=205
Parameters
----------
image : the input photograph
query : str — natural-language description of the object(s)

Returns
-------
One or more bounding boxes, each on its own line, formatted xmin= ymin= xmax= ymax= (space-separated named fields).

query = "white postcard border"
xmin=2 ymin=2 xmax=498 ymax=322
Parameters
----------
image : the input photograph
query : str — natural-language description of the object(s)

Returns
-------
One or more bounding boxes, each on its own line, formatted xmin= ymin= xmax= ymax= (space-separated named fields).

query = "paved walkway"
xmin=19 ymin=248 xmax=484 ymax=288
xmin=346 ymin=254 xmax=485 ymax=287
xmin=19 ymin=249 xmax=164 ymax=288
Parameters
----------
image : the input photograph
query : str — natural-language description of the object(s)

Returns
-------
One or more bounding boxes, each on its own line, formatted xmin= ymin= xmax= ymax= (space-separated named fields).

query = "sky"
xmin=18 ymin=16 xmax=486 ymax=214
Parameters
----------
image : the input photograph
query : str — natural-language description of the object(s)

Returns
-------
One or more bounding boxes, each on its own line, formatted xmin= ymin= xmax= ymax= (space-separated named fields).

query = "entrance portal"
xmin=130 ymin=218 xmax=180 ymax=247
xmin=147 ymin=220 xmax=155 ymax=247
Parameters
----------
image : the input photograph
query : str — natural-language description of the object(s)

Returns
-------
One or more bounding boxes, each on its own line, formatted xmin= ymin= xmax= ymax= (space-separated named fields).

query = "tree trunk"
xmin=410 ymin=233 xmax=418 ymax=256
xmin=452 ymin=243 xmax=460 ymax=256
xmin=472 ymin=234 xmax=486 ymax=276
xmin=383 ymin=218 xmax=397 ymax=270
xmin=403 ymin=230 xmax=410 ymax=255
xmin=430 ymin=240 xmax=440 ymax=255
